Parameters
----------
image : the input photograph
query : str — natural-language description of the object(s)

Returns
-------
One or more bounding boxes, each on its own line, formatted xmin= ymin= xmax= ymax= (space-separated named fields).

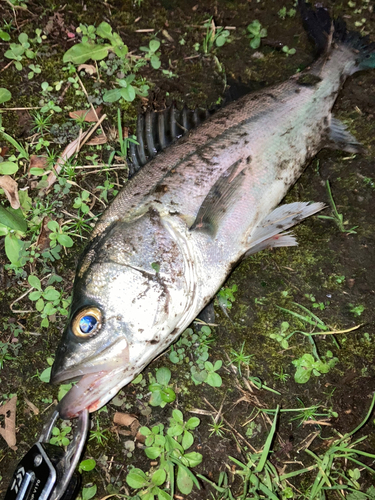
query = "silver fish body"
xmin=51 ymin=39 xmax=367 ymax=418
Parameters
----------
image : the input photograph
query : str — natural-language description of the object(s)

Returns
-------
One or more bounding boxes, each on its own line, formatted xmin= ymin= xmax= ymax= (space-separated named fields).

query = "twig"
xmin=77 ymin=76 xmax=107 ymax=140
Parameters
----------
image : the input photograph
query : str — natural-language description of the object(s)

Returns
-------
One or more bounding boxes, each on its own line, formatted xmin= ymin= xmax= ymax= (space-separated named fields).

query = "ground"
xmin=0 ymin=0 xmax=375 ymax=499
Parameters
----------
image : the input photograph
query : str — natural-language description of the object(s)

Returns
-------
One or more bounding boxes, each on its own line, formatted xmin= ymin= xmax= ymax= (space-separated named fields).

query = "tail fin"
xmin=299 ymin=0 xmax=375 ymax=71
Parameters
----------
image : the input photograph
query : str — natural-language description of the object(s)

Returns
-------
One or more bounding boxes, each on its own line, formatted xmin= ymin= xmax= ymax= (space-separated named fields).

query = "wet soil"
xmin=1 ymin=0 xmax=375 ymax=498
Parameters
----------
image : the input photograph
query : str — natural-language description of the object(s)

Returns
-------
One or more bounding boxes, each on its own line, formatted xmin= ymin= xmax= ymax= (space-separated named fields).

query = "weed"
xmin=81 ymin=485 xmax=97 ymax=500
xmin=270 ymin=321 xmax=290 ymax=349
xmin=228 ymin=341 xmax=253 ymax=376
xmin=201 ymin=18 xmax=230 ymax=54
xmin=318 ymin=180 xmax=358 ymax=234
xmin=116 ymin=109 xmax=139 ymax=162
xmin=47 ymin=220 xmax=74 ymax=248
xmin=127 ymin=410 xmax=202 ymax=497
xmin=282 ymin=45 xmax=296 ymax=56
xmin=140 ymin=39 xmax=161 ymax=69
xmin=73 ymin=190 xmax=91 ymax=215
xmin=31 ymin=112 xmax=52 ymax=134
xmin=28 ymin=274 xmax=70 ymax=328
xmin=278 ymin=7 xmax=297 ymax=19
xmin=148 ymin=366 xmax=176 ymax=407
xmin=247 ymin=20 xmax=267 ymax=49
xmin=273 ymin=367 xmax=291 ymax=383
xmin=208 ymin=417 xmax=226 ymax=438
xmin=49 ymin=424 xmax=71 ymax=447
xmin=304 ymin=293 xmax=327 ymax=311
xmin=349 ymin=303 xmax=365 ymax=316
xmin=191 ymin=359 xmax=223 ymax=387
xmin=78 ymin=459 xmax=96 ymax=473
xmin=216 ymin=283 xmax=237 ymax=310
xmin=89 ymin=419 xmax=108 ymax=445
xmin=292 ymin=351 xmax=338 ymax=384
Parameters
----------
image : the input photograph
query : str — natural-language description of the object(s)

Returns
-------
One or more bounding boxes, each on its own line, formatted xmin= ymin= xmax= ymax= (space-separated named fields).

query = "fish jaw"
xmin=57 ymin=369 xmax=134 ymax=419
xmin=51 ymin=337 xmax=132 ymax=419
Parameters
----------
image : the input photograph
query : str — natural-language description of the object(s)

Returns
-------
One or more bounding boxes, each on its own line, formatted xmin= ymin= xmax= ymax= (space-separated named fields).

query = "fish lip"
xmin=57 ymin=367 xmax=133 ymax=419
xmin=50 ymin=337 xmax=129 ymax=386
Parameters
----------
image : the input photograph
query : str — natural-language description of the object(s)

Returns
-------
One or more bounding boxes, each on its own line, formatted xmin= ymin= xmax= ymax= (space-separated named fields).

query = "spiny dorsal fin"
xmin=128 ymin=105 xmax=215 ymax=177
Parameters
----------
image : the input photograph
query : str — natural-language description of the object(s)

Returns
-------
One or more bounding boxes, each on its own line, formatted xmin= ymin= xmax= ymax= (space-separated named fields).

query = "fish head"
xmin=51 ymin=249 xmax=181 ymax=419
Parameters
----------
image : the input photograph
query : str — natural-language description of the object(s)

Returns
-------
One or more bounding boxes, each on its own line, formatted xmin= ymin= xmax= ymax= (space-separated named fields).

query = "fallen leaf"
xmin=40 ymin=132 xmax=88 ymax=194
xmin=36 ymin=216 xmax=51 ymax=251
xmin=77 ymin=64 xmax=97 ymax=75
xmin=69 ymin=106 xmax=102 ymax=122
xmin=24 ymin=397 xmax=39 ymax=415
xmin=0 ymin=396 xmax=17 ymax=450
xmin=86 ymin=133 xmax=107 ymax=145
xmin=0 ymin=175 xmax=20 ymax=209
xmin=113 ymin=412 xmax=140 ymax=437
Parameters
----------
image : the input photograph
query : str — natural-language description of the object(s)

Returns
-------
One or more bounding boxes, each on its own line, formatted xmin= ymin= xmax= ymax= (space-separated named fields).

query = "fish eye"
xmin=72 ymin=307 xmax=102 ymax=338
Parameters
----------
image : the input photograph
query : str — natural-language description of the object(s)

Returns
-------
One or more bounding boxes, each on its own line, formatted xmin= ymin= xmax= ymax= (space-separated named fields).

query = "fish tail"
xmin=299 ymin=0 xmax=375 ymax=72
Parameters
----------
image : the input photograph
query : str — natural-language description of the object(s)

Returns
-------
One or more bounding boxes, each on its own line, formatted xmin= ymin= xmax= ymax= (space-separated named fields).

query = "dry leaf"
xmin=86 ymin=133 xmax=107 ymax=145
xmin=29 ymin=155 xmax=48 ymax=174
xmin=36 ymin=216 xmax=51 ymax=251
xmin=0 ymin=175 xmax=20 ymax=209
xmin=24 ymin=397 xmax=39 ymax=415
xmin=77 ymin=64 xmax=97 ymax=75
xmin=0 ymin=396 xmax=17 ymax=450
xmin=40 ymin=132 xmax=88 ymax=194
xmin=69 ymin=106 xmax=102 ymax=122
xmin=113 ymin=412 xmax=140 ymax=437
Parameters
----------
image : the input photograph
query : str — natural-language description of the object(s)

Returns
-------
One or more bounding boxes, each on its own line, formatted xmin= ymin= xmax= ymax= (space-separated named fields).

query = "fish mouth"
xmin=57 ymin=368 xmax=134 ymax=419
xmin=51 ymin=338 xmax=131 ymax=419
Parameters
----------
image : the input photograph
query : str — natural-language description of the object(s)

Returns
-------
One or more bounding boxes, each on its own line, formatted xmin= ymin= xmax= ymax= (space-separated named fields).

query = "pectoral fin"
xmin=190 ymin=159 xmax=246 ymax=237
xmin=327 ymin=117 xmax=366 ymax=154
xmin=244 ymin=201 xmax=325 ymax=257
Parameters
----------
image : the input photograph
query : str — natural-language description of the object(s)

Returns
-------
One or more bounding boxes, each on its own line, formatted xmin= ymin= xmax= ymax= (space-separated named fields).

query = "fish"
xmin=51 ymin=2 xmax=375 ymax=419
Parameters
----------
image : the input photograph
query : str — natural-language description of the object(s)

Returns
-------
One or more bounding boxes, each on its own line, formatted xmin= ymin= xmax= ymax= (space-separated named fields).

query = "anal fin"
xmin=245 ymin=201 xmax=325 ymax=258
xmin=327 ymin=117 xmax=366 ymax=154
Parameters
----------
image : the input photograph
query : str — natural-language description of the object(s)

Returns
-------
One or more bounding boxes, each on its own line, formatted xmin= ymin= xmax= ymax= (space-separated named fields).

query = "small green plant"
xmin=273 ymin=367 xmax=290 ymax=384
xmin=282 ymin=45 xmax=296 ymax=56
xmin=78 ymin=459 xmax=96 ymax=473
xmin=318 ymin=180 xmax=358 ymax=234
xmin=278 ymin=7 xmax=296 ymax=19
xmin=201 ymin=18 xmax=230 ymax=54
xmin=140 ymin=39 xmax=161 ymax=69
xmin=31 ymin=112 xmax=52 ymax=134
xmin=127 ymin=411 xmax=202 ymax=498
xmin=149 ymin=367 xmax=176 ymax=407
xmin=349 ymin=304 xmax=365 ymax=317
xmin=304 ymin=293 xmax=327 ymax=311
xmin=49 ymin=424 xmax=71 ymax=447
xmin=0 ymin=88 xmax=12 ymax=104
xmin=216 ymin=284 xmax=237 ymax=310
xmin=89 ymin=419 xmax=108 ymax=445
xmin=292 ymin=351 xmax=338 ymax=384
xmin=73 ymin=190 xmax=90 ymax=214
xmin=208 ymin=417 xmax=226 ymax=438
xmin=228 ymin=341 xmax=253 ymax=376
xmin=334 ymin=274 xmax=345 ymax=284
xmin=270 ymin=321 xmax=290 ymax=349
xmin=103 ymin=74 xmax=148 ymax=103
xmin=47 ymin=220 xmax=74 ymax=249
xmin=247 ymin=20 xmax=267 ymax=49
xmin=116 ymin=109 xmax=139 ymax=161
xmin=4 ymin=31 xmax=40 ymax=70
xmin=28 ymin=274 xmax=70 ymax=328
xmin=81 ymin=485 xmax=97 ymax=500
xmin=191 ymin=359 xmax=223 ymax=387
xmin=63 ymin=22 xmax=128 ymax=65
